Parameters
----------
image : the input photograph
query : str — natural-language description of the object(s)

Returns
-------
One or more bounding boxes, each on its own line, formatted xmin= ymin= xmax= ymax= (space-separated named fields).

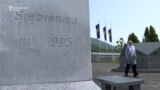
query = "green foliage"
xmin=128 ymin=33 xmax=140 ymax=43
xmin=144 ymin=27 xmax=150 ymax=42
xmin=144 ymin=25 xmax=159 ymax=42
xmin=149 ymin=25 xmax=159 ymax=42
xmin=116 ymin=38 xmax=124 ymax=52
xmin=91 ymin=44 xmax=100 ymax=52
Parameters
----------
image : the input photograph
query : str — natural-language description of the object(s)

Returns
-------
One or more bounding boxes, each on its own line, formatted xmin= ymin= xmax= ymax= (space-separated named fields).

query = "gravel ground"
xmin=92 ymin=61 xmax=160 ymax=90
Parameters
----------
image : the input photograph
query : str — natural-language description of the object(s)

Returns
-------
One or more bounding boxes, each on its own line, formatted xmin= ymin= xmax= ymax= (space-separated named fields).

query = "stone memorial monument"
xmin=113 ymin=42 xmax=160 ymax=73
xmin=0 ymin=0 xmax=101 ymax=89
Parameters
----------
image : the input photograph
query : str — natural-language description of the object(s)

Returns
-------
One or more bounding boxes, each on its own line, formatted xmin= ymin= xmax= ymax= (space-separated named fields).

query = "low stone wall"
xmin=92 ymin=53 xmax=120 ymax=62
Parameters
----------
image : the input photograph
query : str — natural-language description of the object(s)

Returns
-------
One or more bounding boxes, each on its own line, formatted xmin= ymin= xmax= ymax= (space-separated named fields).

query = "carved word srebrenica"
xmin=13 ymin=11 xmax=77 ymax=24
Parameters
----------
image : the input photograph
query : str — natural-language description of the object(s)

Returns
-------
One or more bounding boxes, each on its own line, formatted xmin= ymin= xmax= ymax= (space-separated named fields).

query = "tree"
xmin=144 ymin=27 xmax=150 ymax=42
xmin=143 ymin=25 xmax=159 ymax=42
xmin=116 ymin=38 xmax=124 ymax=52
xmin=128 ymin=33 xmax=139 ymax=43
xmin=149 ymin=25 xmax=159 ymax=42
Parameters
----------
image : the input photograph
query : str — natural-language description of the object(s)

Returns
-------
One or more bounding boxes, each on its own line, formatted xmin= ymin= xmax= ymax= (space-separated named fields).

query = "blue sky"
xmin=89 ymin=0 xmax=160 ymax=45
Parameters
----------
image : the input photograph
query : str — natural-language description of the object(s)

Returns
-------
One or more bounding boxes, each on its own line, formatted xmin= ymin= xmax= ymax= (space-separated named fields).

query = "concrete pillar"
xmin=129 ymin=84 xmax=140 ymax=90
xmin=101 ymin=83 xmax=111 ymax=90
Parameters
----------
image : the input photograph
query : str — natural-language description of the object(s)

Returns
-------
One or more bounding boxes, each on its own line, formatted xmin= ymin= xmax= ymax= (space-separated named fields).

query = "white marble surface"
xmin=0 ymin=81 xmax=101 ymax=90
xmin=0 ymin=0 xmax=92 ymax=85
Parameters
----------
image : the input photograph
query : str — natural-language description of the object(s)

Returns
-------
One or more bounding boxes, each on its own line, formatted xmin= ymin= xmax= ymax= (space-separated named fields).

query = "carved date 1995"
xmin=48 ymin=37 xmax=72 ymax=47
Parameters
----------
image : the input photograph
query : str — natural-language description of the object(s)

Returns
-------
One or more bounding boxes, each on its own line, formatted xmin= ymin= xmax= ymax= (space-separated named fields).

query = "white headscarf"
xmin=125 ymin=41 xmax=137 ymax=64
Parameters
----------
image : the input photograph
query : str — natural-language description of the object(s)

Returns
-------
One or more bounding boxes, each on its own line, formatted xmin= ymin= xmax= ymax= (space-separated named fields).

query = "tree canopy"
xmin=144 ymin=25 xmax=159 ymax=42
xmin=128 ymin=33 xmax=139 ymax=43
xmin=116 ymin=38 xmax=124 ymax=52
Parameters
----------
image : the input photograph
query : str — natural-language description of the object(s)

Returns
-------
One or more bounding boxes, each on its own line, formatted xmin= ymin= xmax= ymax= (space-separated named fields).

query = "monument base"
xmin=0 ymin=81 xmax=101 ymax=90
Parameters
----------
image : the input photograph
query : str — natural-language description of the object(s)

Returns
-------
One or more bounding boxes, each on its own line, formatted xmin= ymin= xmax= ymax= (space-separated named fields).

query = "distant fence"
xmin=91 ymin=52 xmax=120 ymax=62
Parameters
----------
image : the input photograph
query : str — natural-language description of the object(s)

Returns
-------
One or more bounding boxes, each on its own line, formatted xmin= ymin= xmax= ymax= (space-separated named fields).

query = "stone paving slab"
xmin=96 ymin=75 xmax=144 ymax=86
xmin=112 ymin=68 xmax=160 ymax=73
xmin=92 ymin=62 xmax=160 ymax=90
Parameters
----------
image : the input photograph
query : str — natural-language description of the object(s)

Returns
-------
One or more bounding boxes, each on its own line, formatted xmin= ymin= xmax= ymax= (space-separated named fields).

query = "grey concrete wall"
xmin=135 ymin=55 xmax=160 ymax=69
xmin=137 ymin=56 xmax=149 ymax=69
xmin=148 ymin=55 xmax=160 ymax=69
xmin=0 ymin=0 xmax=91 ymax=85
xmin=119 ymin=56 xmax=149 ymax=69
xmin=119 ymin=55 xmax=160 ymax=69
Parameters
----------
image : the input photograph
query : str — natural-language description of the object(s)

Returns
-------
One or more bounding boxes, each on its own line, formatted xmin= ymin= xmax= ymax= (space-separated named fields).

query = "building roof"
xmin=134 ymin=42 xmax=160 ymax=55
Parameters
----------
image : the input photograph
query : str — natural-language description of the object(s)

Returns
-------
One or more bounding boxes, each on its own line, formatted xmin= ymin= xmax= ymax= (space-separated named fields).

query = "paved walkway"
xmin=92 ymin=62 xmax=160 ymax=90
